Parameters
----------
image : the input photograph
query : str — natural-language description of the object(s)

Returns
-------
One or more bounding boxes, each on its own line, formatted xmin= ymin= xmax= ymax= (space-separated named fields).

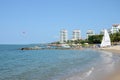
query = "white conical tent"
xmin=100 ymin=29 xmax=111 ymax=47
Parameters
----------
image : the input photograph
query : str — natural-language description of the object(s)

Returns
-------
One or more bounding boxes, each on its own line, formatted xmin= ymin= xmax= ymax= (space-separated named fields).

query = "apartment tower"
xmin=86 ymin=30 xmax=95 ymax=39
xmin=72 ymin=30 xmax=81 ymax=40
xmin=60 ymin=29 xmax=68 ymax=43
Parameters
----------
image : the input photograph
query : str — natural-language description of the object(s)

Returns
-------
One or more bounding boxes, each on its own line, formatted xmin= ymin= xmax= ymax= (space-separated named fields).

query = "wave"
xmin=76 ymin=67 xmax=95 ymax=80
xmin=85 ymin=67 xmax=94 ymax=77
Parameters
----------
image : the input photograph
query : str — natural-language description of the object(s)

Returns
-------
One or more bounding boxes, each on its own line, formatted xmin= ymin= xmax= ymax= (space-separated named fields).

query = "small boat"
xmin=61 ymin=44 xmax=70 ymax=48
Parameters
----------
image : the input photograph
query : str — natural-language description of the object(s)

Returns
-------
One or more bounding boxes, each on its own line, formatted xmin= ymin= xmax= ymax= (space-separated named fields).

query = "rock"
xmin=21 ymin=46 xmax=41 ymax=50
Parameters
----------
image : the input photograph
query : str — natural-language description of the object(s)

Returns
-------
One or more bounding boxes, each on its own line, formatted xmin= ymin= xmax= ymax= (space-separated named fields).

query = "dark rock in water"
xmin=21 ymin=46 xmax=41 ymax=50
xmin=21 ymin=48 xmax=32 ymax=50
xmin=20 ymin=45 xmax=74 ymax=50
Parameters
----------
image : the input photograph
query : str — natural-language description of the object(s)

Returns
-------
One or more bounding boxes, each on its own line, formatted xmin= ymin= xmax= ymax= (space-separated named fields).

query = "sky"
xmin=0 ymin=0 xmax=120 ymax=44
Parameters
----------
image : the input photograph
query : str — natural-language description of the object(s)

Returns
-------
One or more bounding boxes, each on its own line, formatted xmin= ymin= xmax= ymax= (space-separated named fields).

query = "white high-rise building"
xmin=72 ymin=30 xmax=81 ymax=40
xmin=86 ymin=30 xmax=95 ymax=39
xmin=111 ymin=24 xmax=120 ymax=34
xmin=60 ymin=29 xmax=68 ymax=43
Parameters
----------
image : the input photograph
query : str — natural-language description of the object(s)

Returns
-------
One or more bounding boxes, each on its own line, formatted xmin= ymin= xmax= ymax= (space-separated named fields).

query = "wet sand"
xmin=103 ymin=70 xmax=120 ymax=80
xmin=100 ymin=45 xmax=120 ymax=80
xmin=64 ymin=46 xmax=120 ymax=80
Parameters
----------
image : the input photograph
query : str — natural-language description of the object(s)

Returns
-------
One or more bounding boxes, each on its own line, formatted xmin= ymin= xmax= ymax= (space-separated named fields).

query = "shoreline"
xmin=100 ymin=45 xmax=120 ymax=54
xmin=20 ymin=45 xmax=120 ymax=80
xmin=60 ymin=46 xmax=120 ymax=80
xmin=100 ymin=45 xmax=120 ymax=80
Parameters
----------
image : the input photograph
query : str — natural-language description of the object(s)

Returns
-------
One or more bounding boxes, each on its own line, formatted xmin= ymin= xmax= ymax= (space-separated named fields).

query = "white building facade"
xmin=86 ymin=30 xmax=95 ymax=39
xmin=72 ymin=30 xmax=81 ymax=40
xmin=60 ymin=29 xmax=68 ymax=43
xmin=111 ymin=24 xmax=120 ymax=34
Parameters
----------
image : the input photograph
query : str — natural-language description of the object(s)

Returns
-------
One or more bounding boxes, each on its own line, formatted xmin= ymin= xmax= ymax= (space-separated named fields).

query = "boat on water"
xmin=61 ymin=44 xmax=71 ymax=48
xmin=100 ymin=29 xmax=111 ymax=47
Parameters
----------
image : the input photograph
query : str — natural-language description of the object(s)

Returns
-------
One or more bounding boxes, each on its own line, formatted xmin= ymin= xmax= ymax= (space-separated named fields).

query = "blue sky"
xmin=0 ymin=0 xmax=120 ymax=44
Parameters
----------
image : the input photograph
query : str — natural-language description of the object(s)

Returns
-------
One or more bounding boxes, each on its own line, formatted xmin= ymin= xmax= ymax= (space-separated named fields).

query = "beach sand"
xmin=58 ymin=46 xmax=120 ymax=80
xmin=100 ymin=45 xmax=120 ymax=54
xmin=100 ymin=45 xmax=120 ymax=80
xmin=103 ymin=70 xmax=120 ymax=80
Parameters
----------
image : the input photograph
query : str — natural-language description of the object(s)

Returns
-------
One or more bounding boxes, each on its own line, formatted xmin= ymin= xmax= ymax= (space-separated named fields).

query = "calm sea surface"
xmin=0 ymin=45 xmax=120 ymax=80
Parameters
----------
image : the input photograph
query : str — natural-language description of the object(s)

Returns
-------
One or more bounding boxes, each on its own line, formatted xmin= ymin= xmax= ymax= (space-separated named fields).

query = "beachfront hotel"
xmin=86 ymin=30 xmax=95 ymax=39
xmin=72 ymin=30 xmax=81 ymax=40
xmin=111 ymin=24 xmax=120 ymax=34
xmin=60 ymin=29 xmax=68 ymax=43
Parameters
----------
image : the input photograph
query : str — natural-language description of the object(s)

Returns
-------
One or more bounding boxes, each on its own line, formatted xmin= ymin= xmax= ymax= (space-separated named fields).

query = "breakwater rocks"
xmin=20 ymin=46 xmax=72 ymax=50
xmin=21 ymin=46 xmax=42 ymax=50
xmin=20 ymin=47 xmax=83 ymax=50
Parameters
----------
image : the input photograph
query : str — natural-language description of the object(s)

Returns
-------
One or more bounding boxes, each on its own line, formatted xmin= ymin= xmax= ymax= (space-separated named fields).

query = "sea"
xmin=0 ymin=45 xmax=120 ymax=80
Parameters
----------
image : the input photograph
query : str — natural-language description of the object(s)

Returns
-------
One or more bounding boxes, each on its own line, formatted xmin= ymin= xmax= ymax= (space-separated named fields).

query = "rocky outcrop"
xmin=21 ymin=46 xmax=41 ymax=50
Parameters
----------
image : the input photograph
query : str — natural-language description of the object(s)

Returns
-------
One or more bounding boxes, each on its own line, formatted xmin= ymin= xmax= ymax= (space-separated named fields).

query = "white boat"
xmin=61 ymin=44 xmax=70 ymax=48
xmin=100 ymin=29 xmax=111 ymax=47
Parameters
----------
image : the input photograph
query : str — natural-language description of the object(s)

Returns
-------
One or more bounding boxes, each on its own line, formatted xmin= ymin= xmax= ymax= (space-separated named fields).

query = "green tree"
xmin=110 ymin=32 xmax=120 ymax=42
xmin=88 ymin=35 xmax=103 ymax=44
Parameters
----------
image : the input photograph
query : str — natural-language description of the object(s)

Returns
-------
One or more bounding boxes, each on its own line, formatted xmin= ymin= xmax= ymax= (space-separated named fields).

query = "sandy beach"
xmin=105 ymin=72 xmax=120 ymax=80
xmin=100 ymin=45 xmax=120 ymax=54
xmin=100 ymin=45 xmax=120 ymax=80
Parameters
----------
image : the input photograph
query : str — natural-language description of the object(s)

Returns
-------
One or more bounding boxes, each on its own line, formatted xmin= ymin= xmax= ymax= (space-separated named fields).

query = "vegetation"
xmin=66 ymin=31 xmax=120 ymax=45
xmin=52 ymin=30 xmax=120 ymax=45
xmin=88 ymin=35 xmax=103 ymax=44
xmin=51 ymin=41 xmax=60 ymax=44
xmin=66 ymin=39 xmax=88 ymax=45
xmin=110 ymin=32 xmax=120 ymax=42
xmin=88 ymin=31 xmax=120 ymax=44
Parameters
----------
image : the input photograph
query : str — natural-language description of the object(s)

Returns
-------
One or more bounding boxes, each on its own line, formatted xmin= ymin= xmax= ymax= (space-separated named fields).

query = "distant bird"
xmin=22 ymin=32 xmax=26 ymax=34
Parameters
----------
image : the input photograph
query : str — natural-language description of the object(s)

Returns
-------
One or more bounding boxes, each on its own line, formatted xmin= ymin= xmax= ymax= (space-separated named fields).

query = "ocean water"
xmin=0 ymin=45 xmax=120 ymax=80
